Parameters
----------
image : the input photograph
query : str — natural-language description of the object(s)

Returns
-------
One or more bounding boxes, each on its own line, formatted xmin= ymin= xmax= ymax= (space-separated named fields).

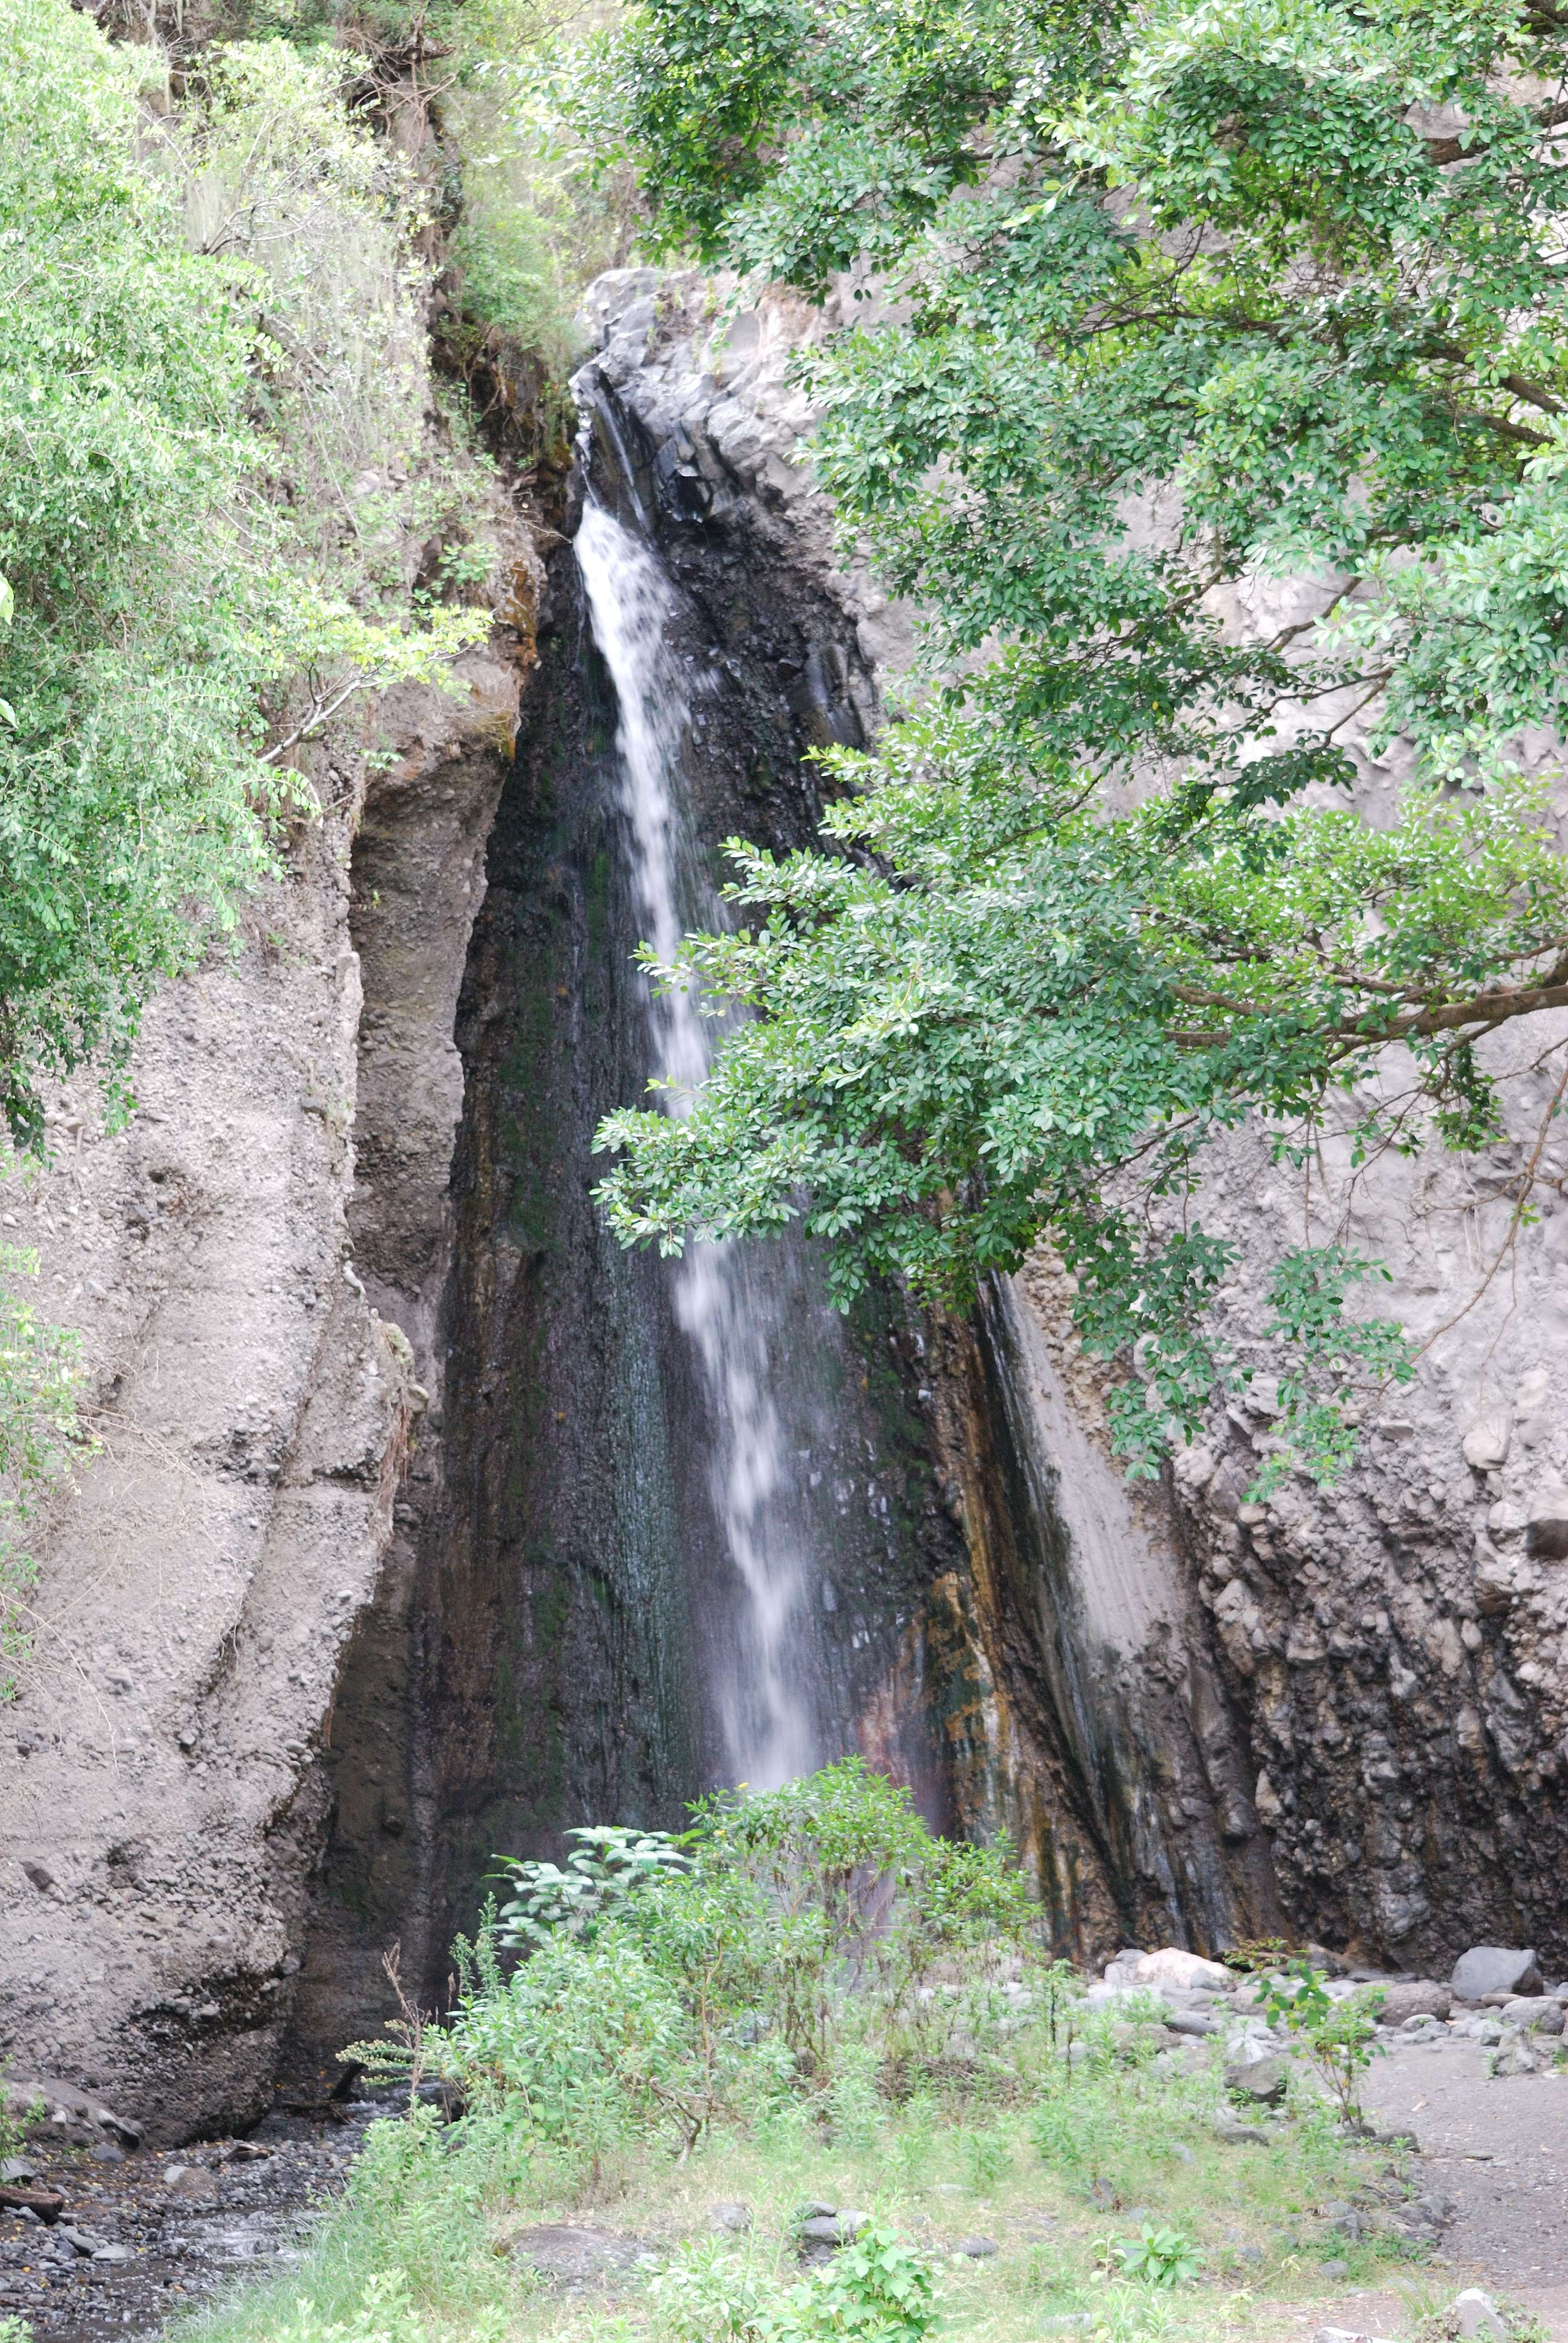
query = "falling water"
xmin=575 ymin=496 xmax=821 ymax=1789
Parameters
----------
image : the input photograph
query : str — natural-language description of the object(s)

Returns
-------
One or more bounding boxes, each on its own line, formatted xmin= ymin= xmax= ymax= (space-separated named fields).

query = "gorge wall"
xmin=566 ymin=267 xmax=1568 ymax=1981
xmin=5 ymin=254 xmax=1567 ymax=2149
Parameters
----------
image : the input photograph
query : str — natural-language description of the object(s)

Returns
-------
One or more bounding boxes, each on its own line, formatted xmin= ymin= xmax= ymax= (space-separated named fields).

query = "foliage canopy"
xmin=591 ymin=0 xmax=1568 ymax=1478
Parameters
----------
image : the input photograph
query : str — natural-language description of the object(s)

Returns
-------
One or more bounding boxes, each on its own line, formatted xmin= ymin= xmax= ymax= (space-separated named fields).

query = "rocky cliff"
xmin=0 ymin=496 xmax=538 ymax=2139
xmin=570 ymin=266 xmax=1568 ymax=1978
xmin=7 ymin=255 xmax=1566 ymax=2149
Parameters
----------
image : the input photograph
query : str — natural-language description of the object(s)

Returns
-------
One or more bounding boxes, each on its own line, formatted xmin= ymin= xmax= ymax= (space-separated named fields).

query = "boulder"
xmin=799 ymin=2207 xmax=867 ymax=2258
xmin=1453 ymin=2291 xmax=1506 ymax=2341
xmin=709 ymin=2201 xmax=751 ymax=2233
xmin=1132 ymin=1948 xmax=1233 ymax=1993
xmin=1226 ymin=2054 xmax=1289 ymax=2106
xmin=1 ymin=2073 xmax=141 ymax=2150
xmin=1376 ymin=1980 xmax=1452 ymax=2027
xmin=1502 ymin=1996 xmax=1564 ymax=2034
xmin=1166 ymin=2009 xmax=1218 ymax=2037
xmin=1525 ymin=1484 xmax=1568 ymax=1560
xmin=1452 ymin=1945 xmax=1543 ymax=2000
xmin=506 ymin=2226 xmax=653 ymax=2286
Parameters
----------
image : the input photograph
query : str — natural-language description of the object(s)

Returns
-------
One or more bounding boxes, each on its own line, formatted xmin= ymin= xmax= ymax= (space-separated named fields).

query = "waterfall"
xmin=575 ymin=497 xmax=822 ymax=1790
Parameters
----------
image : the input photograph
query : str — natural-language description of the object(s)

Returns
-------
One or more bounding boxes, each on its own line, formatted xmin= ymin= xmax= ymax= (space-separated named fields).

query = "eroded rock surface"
xmin=0 ymin=572 xmax=534 ymax=2138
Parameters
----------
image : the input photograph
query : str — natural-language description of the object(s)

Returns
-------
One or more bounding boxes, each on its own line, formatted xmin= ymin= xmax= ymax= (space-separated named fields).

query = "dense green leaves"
xmin=593 ymin=0 xmax=1568 ymax=1480
xmin=0 ymin=2 xmax=485 ymax=1149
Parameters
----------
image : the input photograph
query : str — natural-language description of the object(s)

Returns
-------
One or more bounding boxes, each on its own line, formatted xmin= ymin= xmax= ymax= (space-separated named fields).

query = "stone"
xmin=709 ymin=2201 xmax=751 ymax=2233
xmin=1040 ymin=2319 xmax=1093 ymax=2336
xmin=1452 ymin=2290 xmax=1508 ymax=2341
xmin=57 ymin=2227 xmax=103 ymax=2256
xmin=1313 ymin=2331 xmax=1397 ymax=2343
xmin=91 ymin=2243 xmax=134 ymax=2264
xmin=1462 ymin=1411 xmax=1511 ymax=1470
xmin=1502 ymin=1996 xmax=1564 ymax=2033
xmin=1225 ymin=2053 xmax=1289 ymax=2105
xmin=1525 ymin=1484 xmax=1568 ymax=1559
xmin=1 ymin=2074 xmax=140 ymax=2150
xmin=0 ymin=2158 xmax=36 ymax=2183
xmin=1451 ymin=1945 xmax=1543 ymax=1999
xmin=1376 ymin=1980 xmax=1452 ymax=2027
xmin=1132 ymin=1948 xmax=1233 ymax=1993
xmin=1319 ymin=2258 xmax=1350 ymax=2278
xmin=506 ymin=2226 xmax=652 ymax=2285
xmin=951 ymin=2236 xmax=998 ymax=2259
xmin=1166 ymin=2008 xmax=1218 ymax=2037
xmin=162 ymin=2164 xmax=219 ymax=2204
xmin=89 ymin=2143 xmax=125 ymax=2164
xmin=1212 ymin=2117 xmax=1269 ymax=2145
xmin=1489 ymin=2033 xmax=1542 ymax=2077
xmin=800 ymin=2210 xmax=866 ymax=2249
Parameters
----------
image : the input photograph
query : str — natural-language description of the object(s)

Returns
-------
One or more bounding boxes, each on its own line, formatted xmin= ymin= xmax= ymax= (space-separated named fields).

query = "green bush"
xmin=0 ymin=3 xmax=485 ymax=1151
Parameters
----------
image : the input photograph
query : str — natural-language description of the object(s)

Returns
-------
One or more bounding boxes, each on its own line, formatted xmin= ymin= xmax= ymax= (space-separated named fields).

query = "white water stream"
xmin=576 ymin=497 xmax=820 ymax=1789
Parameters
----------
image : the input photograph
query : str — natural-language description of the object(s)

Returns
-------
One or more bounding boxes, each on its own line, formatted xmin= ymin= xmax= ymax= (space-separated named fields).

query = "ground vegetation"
xmin=146 ymin=1764 xmax=1466 ymax=2343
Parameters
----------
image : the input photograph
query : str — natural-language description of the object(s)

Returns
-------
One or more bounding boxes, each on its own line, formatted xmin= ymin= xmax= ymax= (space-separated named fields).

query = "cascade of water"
xmin=575 ymin=496 xmax=821 ymax=1790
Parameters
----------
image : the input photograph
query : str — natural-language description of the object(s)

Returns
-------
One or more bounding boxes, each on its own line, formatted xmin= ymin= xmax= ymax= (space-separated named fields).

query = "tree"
xmin=0 ymin=2 xmax=486 ymax=1151
xmin=590 ymin=0 xmax=1568 ymax=1479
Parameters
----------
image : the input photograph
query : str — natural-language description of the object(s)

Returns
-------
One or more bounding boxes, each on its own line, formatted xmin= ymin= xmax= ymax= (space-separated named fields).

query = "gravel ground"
xmin=1261 ymin=2039 xmax=1568 ymax=2342
xmin=0 ymin=2100 xmax=375 ymax=2341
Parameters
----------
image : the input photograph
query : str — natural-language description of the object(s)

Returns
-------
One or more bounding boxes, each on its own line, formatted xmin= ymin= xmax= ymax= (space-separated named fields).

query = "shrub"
xmin=1112 ymin=2226 xmax=1203 ymax=2288
xmin=0 ymin=4 xmax=486 ymax=1152
xmin=1261 ymin=1961 xmax=1383 ymax=2124
xmin=764 ymin=2224 xmax=936 ymax=2343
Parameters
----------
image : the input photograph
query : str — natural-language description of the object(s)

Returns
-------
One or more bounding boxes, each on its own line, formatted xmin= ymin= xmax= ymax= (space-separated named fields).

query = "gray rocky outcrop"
xmin=0 ymin=489 xmax=539 ymax=2137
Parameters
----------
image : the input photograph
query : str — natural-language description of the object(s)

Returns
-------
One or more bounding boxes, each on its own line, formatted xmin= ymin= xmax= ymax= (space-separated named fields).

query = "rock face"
xmin=569 ymin=266 xmax=1568 ymax=1976
xmin=565 ymin=271 xmax=1284 ymax=1956
xmin=0 ymin=578 xmax=533 ymax=2137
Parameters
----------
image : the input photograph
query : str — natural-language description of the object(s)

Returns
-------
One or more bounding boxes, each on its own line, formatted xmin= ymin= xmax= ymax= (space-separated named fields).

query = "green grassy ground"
xmin=168 ymin=2036 xmax=1437 ymax=2343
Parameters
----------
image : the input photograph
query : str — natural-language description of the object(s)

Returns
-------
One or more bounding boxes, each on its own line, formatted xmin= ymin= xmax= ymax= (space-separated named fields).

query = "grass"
xmin=140 ymin=1772 xmax=1464 ymax=2343
xmin=165 ymin=2028 xmax=1434 ymax=2343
